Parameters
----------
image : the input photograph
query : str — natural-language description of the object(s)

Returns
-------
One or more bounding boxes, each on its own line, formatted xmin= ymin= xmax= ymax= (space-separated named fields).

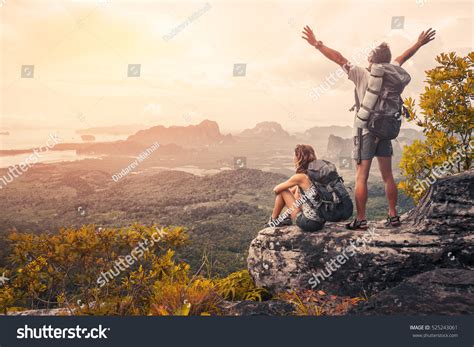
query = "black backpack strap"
xmin=356 ymin=127 xmax=363 ymax=165
xmin=350 ymin=90 xmax=363 ymax=165
xmin=367 ymin=87 xmax=381 ymax=96
xmin=402 ymin=104 xmax=409 ymax=119
xmin=349 ymin=88 xmax=360 ymax=112
xmin=354 ymin=91 xmax=364 ymax=165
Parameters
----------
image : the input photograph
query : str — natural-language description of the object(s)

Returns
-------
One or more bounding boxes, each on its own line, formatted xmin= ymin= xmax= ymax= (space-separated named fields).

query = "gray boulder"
xmin=350 ymin=268 xmax=474 ymax=315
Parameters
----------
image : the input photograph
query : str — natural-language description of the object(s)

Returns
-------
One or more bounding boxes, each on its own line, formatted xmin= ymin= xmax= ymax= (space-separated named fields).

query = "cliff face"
xmin=247 ymin=170 xmax=474 ymax=314
xmin=326 ymin=134 xmax=353 ymax=160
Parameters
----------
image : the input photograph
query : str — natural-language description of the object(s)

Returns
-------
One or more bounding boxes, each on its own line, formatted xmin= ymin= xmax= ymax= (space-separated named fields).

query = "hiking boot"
xmin=345 ymin=218 xmax=368 ymax=230
xmin=279 ymin=214 xmax=293 ymax=226
xmin=265 ymin=215 xmax=292 ymax=228
xmin=385 ymin=215 xmax=401 ymax=227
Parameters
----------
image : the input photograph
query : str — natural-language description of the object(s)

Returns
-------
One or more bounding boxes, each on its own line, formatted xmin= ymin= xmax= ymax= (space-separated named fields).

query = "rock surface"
xmin=7 ymin=301 xmax=296 ymax=317
xmin=6 ymin=308 xmax=71 ymax=316
xmin=247 ymin=170 xmax=473 ymax=299
xmin=351 ymin=269 xmax=474 ymax=315
xmin=221 ymin=300 xmax=295 ymax=316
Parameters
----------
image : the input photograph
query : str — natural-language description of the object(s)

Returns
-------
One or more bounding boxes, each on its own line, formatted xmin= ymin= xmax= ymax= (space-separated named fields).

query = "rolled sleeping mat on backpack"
xmin=355 ymin=64 xmax=385 ymax=129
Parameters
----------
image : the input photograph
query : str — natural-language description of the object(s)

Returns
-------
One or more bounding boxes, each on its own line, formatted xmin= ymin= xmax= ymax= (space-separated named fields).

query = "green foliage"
xmin=151 ymin=278 xmax=222 ymax=316
xmin=2 ymin=224 xmax=189 ymax=315
xmin=0 ymin=225 xmax=273 ymax=316
xmin=275 ymin=290 xmax=365 ymax=316
xmin=215 ymin=270 xmax=270 ymax=301
xmin=400 ymin=52 xmax=473 ymax=201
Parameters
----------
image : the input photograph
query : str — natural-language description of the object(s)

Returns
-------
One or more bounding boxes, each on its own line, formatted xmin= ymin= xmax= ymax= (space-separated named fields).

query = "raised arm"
xmin=302 ymin=26 xmax=348 ymax=67
xmin=395 ymin=28 xmax=436 ymax=66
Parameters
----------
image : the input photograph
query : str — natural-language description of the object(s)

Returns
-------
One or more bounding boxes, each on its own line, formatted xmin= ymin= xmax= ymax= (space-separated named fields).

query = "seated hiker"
xmin=266 ymin=144 xmax=353 ymax=231
xmin=266 ymin=144 xmax=325 ymax=232
xmin=302 ymin=25 xmax=436 ymax=230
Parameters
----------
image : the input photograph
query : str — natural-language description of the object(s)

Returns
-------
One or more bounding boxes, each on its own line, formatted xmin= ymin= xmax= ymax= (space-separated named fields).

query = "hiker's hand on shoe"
xmin=302 ymin=26 xmax=322 ymax=48
xmin=416 ymin=28 xmax=436 ymax=47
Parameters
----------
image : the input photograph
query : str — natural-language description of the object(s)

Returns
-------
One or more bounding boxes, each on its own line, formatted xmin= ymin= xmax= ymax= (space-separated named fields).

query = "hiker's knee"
xmin=356 ymin=160 xmax=371 ymax=181
xmin=356 ymin=170 xmax=369 ymax=184
xmin=381 ymin=170 xmax=394 ymax=183
xmin=379 ymin=164 xmax=394 ymax=183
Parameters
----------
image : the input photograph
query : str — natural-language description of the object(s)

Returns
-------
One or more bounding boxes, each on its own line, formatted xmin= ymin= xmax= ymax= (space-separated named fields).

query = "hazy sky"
xmin=0 ymin=0 xmax=472 ymax=134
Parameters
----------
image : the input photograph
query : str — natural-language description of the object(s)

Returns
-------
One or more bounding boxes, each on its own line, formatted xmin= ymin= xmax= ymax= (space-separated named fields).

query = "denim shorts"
xmin=296 ymin=212 xmax=325 ymax=232
xmin=352 ymin=133 xmax=393 ymax=161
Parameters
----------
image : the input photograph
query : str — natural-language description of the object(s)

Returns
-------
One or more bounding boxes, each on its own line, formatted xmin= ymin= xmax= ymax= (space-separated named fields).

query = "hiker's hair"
xmin=294 ymin=144 xmax=317 ymax=173
xmin=368 ymin=42 xmax=392 ymax=64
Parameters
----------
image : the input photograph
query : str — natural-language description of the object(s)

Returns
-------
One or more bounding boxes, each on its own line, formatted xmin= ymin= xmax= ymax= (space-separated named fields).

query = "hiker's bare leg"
xmin=377 ymin=156 xmax=398 ymax=217
xmin=274 ymin=189 xmax=300 ymax=220
xmin=271 ymin=193 xmax=286 ymax=219
xmin=272 ymin=187 xmax=299 ymax=219
xmin=355 ymin=159 xmax=372 ymax=221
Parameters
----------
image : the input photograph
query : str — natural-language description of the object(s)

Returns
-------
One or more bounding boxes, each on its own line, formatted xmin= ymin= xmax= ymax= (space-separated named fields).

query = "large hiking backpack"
xmin=355 ymin=63 xmax=411 ymax=140
xmin=306 ymin=160 xmax=353 ymax=222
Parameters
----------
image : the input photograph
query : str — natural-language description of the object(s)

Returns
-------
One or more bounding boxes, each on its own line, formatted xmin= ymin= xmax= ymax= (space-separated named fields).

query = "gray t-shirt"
xmin=345 ymin=62 xmax=400 ymax=136
xmin=346 ymin=65 xmax=370 ymax=136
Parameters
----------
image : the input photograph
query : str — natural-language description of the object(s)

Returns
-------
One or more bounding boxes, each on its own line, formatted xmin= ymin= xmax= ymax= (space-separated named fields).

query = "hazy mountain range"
xmin=1 ymin=120 xmax=423 ymax=176
xmin=77 ymin=120 xmax=422 ymax=152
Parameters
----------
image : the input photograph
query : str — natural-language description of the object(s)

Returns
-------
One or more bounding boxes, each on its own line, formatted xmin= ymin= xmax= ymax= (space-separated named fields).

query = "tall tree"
xmin=399 ymin=52 xmax=473 ymax=202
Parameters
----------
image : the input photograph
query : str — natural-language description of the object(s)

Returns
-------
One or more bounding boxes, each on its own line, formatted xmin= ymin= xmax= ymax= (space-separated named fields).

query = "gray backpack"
xmin=355 ymin=63 xmax=411 ymax=140
xmin=306 ymin=160 xmax=353 ymax=222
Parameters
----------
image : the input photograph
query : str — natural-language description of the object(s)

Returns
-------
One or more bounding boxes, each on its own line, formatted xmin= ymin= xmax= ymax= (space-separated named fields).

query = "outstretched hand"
xmin=416 ymin=28 xmax=436 ymax=46
xmin=302 ymin=26 xmax=321 ymax=48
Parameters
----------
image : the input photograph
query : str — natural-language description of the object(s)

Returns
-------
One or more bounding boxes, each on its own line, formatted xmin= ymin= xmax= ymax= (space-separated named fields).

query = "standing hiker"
xmin=302 ymin=25 xmax=436 ymax=229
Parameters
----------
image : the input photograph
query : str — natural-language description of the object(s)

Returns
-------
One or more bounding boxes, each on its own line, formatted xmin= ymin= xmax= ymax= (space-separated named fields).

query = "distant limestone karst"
xmin=238 ymin=121 xmax=291 ymax=139
xmin=326 ymin=134 xmax=353 ymax=160
xmin=126 ymin=120 xmax=234 ymax=148
xmin=80 ymin=134 xmax=96 ymax=142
